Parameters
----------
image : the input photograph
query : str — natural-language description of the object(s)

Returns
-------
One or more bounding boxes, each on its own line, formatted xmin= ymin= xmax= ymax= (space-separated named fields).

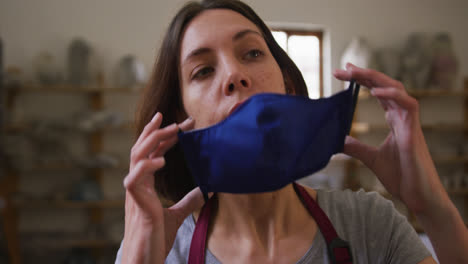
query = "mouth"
xmin=228 ymin=100 xmax=247 ymax=117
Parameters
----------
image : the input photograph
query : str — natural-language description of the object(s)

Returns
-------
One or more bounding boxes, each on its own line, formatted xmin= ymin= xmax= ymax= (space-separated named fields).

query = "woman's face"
xmin=179 ymin=9 xmax=286 ymax=129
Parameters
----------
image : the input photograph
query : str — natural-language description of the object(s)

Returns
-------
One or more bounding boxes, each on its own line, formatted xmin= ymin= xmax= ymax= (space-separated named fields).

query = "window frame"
xmin=270 ymin=29 xmax=324 ymax=98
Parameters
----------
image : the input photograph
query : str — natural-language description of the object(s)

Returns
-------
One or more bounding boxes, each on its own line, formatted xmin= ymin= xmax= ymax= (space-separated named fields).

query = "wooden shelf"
xmin=408 ymin=89 xmax=468 ymax=98
xmin=7 ymin=84 xmax=141 ymax=94
xmin=351 ymin=155 xmax=468 ymax=167
xmin=358 ymin=88 xmax=468 ymax=100
xmin=12 ymin=162 xmax=128 ymax=172
xmin=352 ymin=122 xmax=468 ymax=134
xmin=433 ymin=156 xmax=468 ymax=164
xmin=447 ymin=188 xmax=468 ymax=195
xmin=57 ymin=239 xmax=120 ymax=248
xmin=23 ymin=238 xmax=120 ymax=249
xmin=13 ymin=199 xmax=125 ymax=209
xmin=4 ymin=122 xmax=135 ymax=134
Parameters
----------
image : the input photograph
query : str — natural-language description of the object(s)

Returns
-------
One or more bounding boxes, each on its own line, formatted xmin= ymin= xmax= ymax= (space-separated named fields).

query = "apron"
xmin=188 ymin=183 xmax=353 ymax=264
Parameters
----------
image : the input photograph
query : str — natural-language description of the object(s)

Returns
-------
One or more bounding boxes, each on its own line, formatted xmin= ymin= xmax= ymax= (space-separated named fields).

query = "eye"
xmin=245 ymin=49 xmax=263 ymax=60
xmin=192 ymin=67 xmax=214 ymax=80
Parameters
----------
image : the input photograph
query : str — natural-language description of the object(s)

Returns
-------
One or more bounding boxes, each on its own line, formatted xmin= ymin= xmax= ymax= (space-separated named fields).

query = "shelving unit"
xmin=0 ymin=166 xmax=21 ymax=264
xmin=5 ymin=122 xmax=135 ymax=134
xmin=346 ymin=77 xmax=468 ymax=231
xmin=358 ymin=88 xmax=468 ymax=99
xmin=352 ymin=122 xmax=468 ymax=134
xmin=22 ymin=238 xmax=120 ymax=250
xmin=13 ymin=199 xmax=125 ymax=210
xmin=1 ymin=83 xmax=141 ymax=263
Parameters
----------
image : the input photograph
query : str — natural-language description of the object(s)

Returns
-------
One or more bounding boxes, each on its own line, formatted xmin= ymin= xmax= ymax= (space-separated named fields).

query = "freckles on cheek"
xmin=182 ymin=85 xmax=223 ymax=128
xmin=201 ymin=104 xmax=222 ymax=128
xmin=184 ymin=98 xmax=211 ymax=128
xmin=257 ymin=68 xmax=285 ymax=93
xmin=192 ymin=100 xmax=223 ymax=128
xmin=185 ymin=98 xmax=202 ymax=119
xmin=206 ymin=111 xmax=220 ymax=125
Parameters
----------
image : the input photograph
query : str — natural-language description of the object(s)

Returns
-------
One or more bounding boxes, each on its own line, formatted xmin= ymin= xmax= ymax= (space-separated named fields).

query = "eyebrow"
xmin=182 ymin=29 xmax=262 ymax=66
xmin=232 ymin=29 xmax=262 ymax=41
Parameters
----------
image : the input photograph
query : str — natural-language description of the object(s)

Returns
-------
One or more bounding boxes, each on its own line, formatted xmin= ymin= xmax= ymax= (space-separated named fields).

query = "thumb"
xmin=343 ymin=135 xmax=378 ymax=170
xmin=168 ymin=187 xmax=213 ymax=220
xmin=346 ymin=62 xmax=358 ymax=71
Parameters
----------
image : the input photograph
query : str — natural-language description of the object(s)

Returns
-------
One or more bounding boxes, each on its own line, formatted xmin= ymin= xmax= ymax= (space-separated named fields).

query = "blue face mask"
xmin=178 ymin=81 xmax=360 ymax=197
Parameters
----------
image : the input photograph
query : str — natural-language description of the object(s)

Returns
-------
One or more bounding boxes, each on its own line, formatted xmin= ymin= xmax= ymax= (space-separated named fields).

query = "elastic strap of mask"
xmin=346 ymin=80 xmax=360 ymax=135
xmin=202 ymin=191 xmax=209 ymax=203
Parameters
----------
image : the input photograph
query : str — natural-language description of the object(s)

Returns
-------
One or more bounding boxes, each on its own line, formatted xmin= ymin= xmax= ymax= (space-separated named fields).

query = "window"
xmin=271 ymin=30 xmax=323 ymax=99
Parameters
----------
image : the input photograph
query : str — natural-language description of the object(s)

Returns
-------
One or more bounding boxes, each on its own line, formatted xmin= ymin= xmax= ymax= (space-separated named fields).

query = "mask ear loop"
xmin=346 ymin=80 xmax=360 ymax=135
xmin=202 ymin=192 xmax=209 ymax=203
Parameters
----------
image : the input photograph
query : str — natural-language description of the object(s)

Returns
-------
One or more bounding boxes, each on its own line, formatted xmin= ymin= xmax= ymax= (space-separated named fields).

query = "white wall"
xmin=1 ymin=0 xmax=468 ymax=94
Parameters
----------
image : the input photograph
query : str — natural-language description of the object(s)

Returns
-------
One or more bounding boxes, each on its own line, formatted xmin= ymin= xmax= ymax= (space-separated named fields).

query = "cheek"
xmin=254 ymin=63 xmax=285 ymax=94
xmin=182 ymin=87 xmax=223 ymax=129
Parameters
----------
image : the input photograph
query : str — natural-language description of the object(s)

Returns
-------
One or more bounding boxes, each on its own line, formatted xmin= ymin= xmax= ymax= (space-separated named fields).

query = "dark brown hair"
xmin=135 ymin=0 xmax=308 ymax=203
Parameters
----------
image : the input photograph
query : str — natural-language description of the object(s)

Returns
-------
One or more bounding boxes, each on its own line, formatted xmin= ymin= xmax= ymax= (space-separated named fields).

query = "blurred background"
xmin=1 ymin=0 xmax=467 ymax=263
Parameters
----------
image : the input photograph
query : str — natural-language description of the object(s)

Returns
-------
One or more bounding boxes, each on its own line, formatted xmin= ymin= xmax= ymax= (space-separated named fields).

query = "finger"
xmin=149 ymin=135 xmax=179 ymax=158
xmin=125 ymin=173 xmax=162 ymax=219
xmin=347 ymin=63 xmax=403 ymax=89
xmin=334 ymin=63 xmax=402 ymax=90
xmin=124 ymin=157 xmax=165 ymax=189
xmin=373 ymin=95 xmax=390 ymax=112
xmin=178 ymin=116 xmax=196 ymax=132
xmin=132 ymin=123 xmax=179 ymax=162
xmin=371 ymin=87 xmax=418 ymax=112
xmin=342 ymin=136 xmax=378 ymax=170
xmin=168 ymin=187 xmax=212 ymax=219
xmin=149 ymin=117 xmax=196 ymax=158
xmin=135 ymin=112 xmax=163 ymax=147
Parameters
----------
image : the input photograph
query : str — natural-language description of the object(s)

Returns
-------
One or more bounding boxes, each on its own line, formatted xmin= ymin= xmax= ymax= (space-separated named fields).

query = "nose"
xmin=222 ymin=61 xmax=251 ymax=96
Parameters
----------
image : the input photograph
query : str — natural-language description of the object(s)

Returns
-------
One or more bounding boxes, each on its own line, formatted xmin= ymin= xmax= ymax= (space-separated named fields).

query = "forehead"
xmin=180 ymin=9 xmax=262 ymax=58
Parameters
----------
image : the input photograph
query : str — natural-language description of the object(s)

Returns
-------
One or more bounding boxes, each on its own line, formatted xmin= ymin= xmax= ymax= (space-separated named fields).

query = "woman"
xmin=117 ymin=0 xmax=468 ymax=263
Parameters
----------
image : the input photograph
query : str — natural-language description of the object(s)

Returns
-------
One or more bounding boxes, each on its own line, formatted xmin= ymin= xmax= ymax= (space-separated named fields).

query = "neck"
xmin=210 ymin=184 xmax=315 ymax=252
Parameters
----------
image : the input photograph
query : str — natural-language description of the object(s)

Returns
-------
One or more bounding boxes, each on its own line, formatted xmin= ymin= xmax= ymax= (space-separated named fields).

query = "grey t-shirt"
xmin=115 ymin=189 xmax=432 ymax=263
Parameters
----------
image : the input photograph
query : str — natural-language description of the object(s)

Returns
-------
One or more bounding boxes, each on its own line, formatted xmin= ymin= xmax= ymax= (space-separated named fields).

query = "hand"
xmin=334 ymin=63 xmax=446 ymax=215
xmin=121 ymin=113 xmax=205 ymax=264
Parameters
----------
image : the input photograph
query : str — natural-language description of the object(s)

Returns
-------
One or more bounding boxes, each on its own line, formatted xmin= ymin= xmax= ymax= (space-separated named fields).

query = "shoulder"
xmin=315 ymin=188 xmax=403 ymax=237
xmin=165 ymin=214 xmax=196 ymax=263
xmin=316 ymin=188 xmax=394 ymax=220
xmin=314 ymin=188 xmax=431 ymax=263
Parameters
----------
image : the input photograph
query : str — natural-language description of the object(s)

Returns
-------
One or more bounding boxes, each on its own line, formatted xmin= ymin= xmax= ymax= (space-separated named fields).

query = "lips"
xmin=228 ymin=100 xmax=246 ymax=117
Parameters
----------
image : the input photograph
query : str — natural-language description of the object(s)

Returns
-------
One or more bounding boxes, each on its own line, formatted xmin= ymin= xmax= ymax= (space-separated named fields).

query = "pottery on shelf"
xmin=113 ymin=54 xmax=147 ymax=89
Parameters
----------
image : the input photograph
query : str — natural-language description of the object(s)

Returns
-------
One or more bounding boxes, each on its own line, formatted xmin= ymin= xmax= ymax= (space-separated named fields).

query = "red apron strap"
xmin=188 ymin=184 xmax=352 ymax=264
xmin=188 ymin=193 xmax=215 ymax=264
xmin=293 ymin=183 xmax=352 ymax=264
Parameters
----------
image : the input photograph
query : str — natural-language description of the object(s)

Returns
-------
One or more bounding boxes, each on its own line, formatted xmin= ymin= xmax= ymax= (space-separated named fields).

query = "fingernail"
xmin=346 ymin=63 xmax=355 ymax=70
xmin=151 ymin=112 xmax=160 ymax=122
xmin=183 ymin=116 xmax=194 ymax=123
xmin=168 ymin=123 xmax=177 ymax=129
